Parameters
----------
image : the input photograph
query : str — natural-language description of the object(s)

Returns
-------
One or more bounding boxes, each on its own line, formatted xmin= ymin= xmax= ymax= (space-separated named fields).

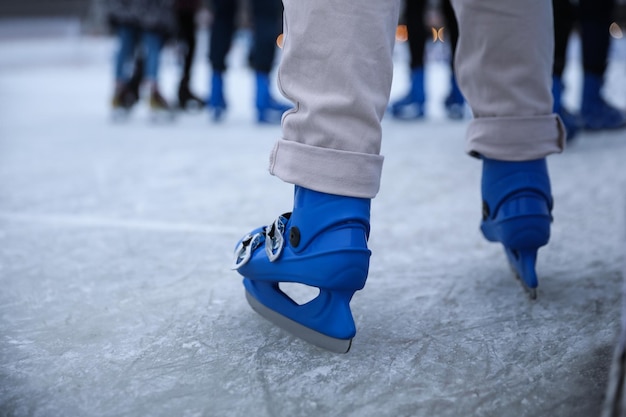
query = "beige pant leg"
xmin=450 ymin=0 xmax=566 ymax=160
xmin=268 ymin=0 xmax=402 ymax=198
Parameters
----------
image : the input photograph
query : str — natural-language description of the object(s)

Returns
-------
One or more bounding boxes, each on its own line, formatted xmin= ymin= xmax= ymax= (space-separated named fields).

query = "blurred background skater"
xmin=175 ymin=0 xmax=205 ymax=111
xmin=107 ymin=0 xmax=176 ymax=120
xmin=206 ymin=0 xmax=291 ymax=123
xmin=390 ymin=0 xmax=465 ymax=120
xmin=552 ymin=0 xmax=626 ymax=141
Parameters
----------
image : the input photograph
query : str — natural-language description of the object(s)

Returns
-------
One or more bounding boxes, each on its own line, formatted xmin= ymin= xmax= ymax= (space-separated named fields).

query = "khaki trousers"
xmin=270 ymin=0 xmax=565 ymax=198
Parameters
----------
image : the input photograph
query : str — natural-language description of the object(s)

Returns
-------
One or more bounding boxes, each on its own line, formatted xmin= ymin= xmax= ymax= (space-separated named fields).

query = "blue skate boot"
xmin=207 ymin=72 xmax=227 ymax=122
xmin=444 ymin=74 xmax=465 ymax=120
xmin=389 ymin=68 xmax=425 ymax=120
xmin=255 ymin=72 xmax=291 ymax=124
xmin=232 ymin=186 xmax=371 ymax=353
xmin=580 ymin=73 xmax=626 ymax=131
xmin=480 ymin=157 xmax=553 ymax=299
xmin=552 ymin=75 xmax=581 ymax=141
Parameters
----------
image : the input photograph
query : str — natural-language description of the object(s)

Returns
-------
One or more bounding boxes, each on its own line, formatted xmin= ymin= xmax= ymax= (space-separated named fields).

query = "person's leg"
xmin=552 ymin=0 xmax=574 ymax=80
xmin=233 ymin=0 xmax=402 ymax=352
xmin=208 ymin=0 xmax=237 ymax=73
xmin=452 ymin=0 xmax=564 ymax=160
xmin=207 ymin=0 xmax=238 ymax=120
xmin=580 ymin=0 xmax=612 ymax=78
xmin=451 ymin=0 xmax=565 ymax=298
xmin=112 ymin=24 xmax=140 ymax=110
xmin=551 ymin=0 xmax=581 ymax=141
xmin=142 ymin=30 xmax=165 ymax=85
xmin=441 ymin=0 xmax=465 ymax=119
xmin=250 ymin=0 xmax=291 ymax=123
xmin=249 ymin=0 xmax=282 ymax=74
xmin=114 ymin=24 xmax=138 ymax=84
xmin=176 ymin=8 xmax=204 ymax=109
xmin=579 ymin=0 xmax=626 ymax=130
xmin=125 ymin=50 xmax=144 ymax=106
xmin=390 ymin=0 xmax=428 ymax=119
xmin=273 ymin=1 xmax=400 ymax=197
xmin=142 ymin=30 xmax=172 ymax=113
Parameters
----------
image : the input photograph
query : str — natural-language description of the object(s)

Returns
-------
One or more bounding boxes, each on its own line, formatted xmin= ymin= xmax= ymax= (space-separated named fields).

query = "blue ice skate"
xmin=207 ymin=72 xmax=227 ymax=122
xmin=389 ymin=68 xmax=425 ymax=120
xmin=480 ymin=157 xmax=553 ymax=299
xmin=581 ymin=73 xmax=626 ymax=131
xmin=444 ymin=74 xmax=466 ymax=120
xmin=232 ymin=186 xmax=371 ymax=353
xmin=255 ymin=72 xmax=291 ymax=125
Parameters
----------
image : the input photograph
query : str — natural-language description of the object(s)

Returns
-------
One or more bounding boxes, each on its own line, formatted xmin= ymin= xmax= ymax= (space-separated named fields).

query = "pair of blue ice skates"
xmin=232 ymin=158 xmax=553 ymax=352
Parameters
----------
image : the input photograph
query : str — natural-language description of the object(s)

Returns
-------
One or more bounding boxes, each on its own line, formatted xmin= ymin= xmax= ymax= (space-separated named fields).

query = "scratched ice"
xmin=1 ymin=23 xmax=625 ymax=417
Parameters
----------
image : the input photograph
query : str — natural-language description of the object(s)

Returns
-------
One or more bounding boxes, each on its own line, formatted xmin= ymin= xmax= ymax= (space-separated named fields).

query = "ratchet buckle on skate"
xmin=232 ymin=231 xmax=265 ymax=270
xmin=231 ymin=213 xmax=291 ymax=269
xmin=265 ymin=213 xmax=290 ymax=262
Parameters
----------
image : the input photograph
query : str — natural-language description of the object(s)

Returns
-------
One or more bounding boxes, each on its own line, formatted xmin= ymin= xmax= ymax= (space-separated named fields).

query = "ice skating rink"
xmin=1 ymin=25 xmax=625 ymax=417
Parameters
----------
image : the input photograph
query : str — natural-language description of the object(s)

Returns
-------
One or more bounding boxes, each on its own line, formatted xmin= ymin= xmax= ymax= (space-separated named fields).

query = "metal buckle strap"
xmin=231 ymin=231 xmax=265 ymax=270
xmin=265 ymin=213 xmax=290 ymax=262
xmin=231 ymin=213 xmax=292 ymax=270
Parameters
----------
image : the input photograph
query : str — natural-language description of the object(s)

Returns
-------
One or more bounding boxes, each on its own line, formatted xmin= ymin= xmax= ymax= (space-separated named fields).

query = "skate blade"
xmin=506 ymin=248 xmax=538 ymax=300
xmin=514 ymin=271 xmax=537 ymax=300
xmin=245 ymin=290 xmax=352 ymax=353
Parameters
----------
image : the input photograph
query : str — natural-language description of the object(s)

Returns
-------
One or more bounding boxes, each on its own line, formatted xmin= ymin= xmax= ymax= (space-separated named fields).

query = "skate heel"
xmin=233 ymin=186 xmax=370 ymax=352
xmin=480 ymin=157 xmax=553 ymax=298
xmin=481 ymin=193 xmax=552 ymax=248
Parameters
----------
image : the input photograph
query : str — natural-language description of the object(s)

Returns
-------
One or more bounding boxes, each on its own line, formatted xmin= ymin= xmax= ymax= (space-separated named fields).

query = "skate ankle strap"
xmin=265 ymin=213 xmax=290 ymax=262
xmin=232 ymin=230 xmax=265 ymax=270
xmin=231 ymin=213 xmax=291 ymax=270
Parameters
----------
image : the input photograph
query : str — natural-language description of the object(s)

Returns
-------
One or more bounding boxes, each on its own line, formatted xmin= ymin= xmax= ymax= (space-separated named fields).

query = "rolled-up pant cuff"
xmin=466 ymin=114 xmax=566 ymax=160
xmin=269 ymin=139 xmax=384 ymax=199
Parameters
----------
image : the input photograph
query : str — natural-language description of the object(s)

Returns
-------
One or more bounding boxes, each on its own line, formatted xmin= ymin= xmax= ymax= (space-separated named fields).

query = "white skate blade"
xmin=245 ymin=291 xmax=352 ymax=354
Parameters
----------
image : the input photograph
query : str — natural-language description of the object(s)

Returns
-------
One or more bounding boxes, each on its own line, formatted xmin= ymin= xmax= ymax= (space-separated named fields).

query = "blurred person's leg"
xmin=551 ymin=0 xmax=580 ymax=141
xmin=112 ymin=24 xmax=140 ymax=110
xmin=441 ymin=0 xmax=465 ymax=119
xmin=142 ymin=30 xmax=172 ymax=114
xmin=579 ymin=0 xmax=626 ymax=130
xmin=451 ymin=0 xmax=565 ymax=298
xmin=177 ymin=5 xmax=204 ymax=109
xmin=250 ymin=0 xmax=291 ymax=124
xmin=389 ymin=0 xmax=428 ymax=120
xmin=207 ymin=0 xmax=238 ymax=120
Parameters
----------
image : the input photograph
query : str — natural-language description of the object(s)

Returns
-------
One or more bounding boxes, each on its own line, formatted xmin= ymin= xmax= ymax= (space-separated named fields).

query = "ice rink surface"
xmin=1 ymin=24 xmax=626 ymax=417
